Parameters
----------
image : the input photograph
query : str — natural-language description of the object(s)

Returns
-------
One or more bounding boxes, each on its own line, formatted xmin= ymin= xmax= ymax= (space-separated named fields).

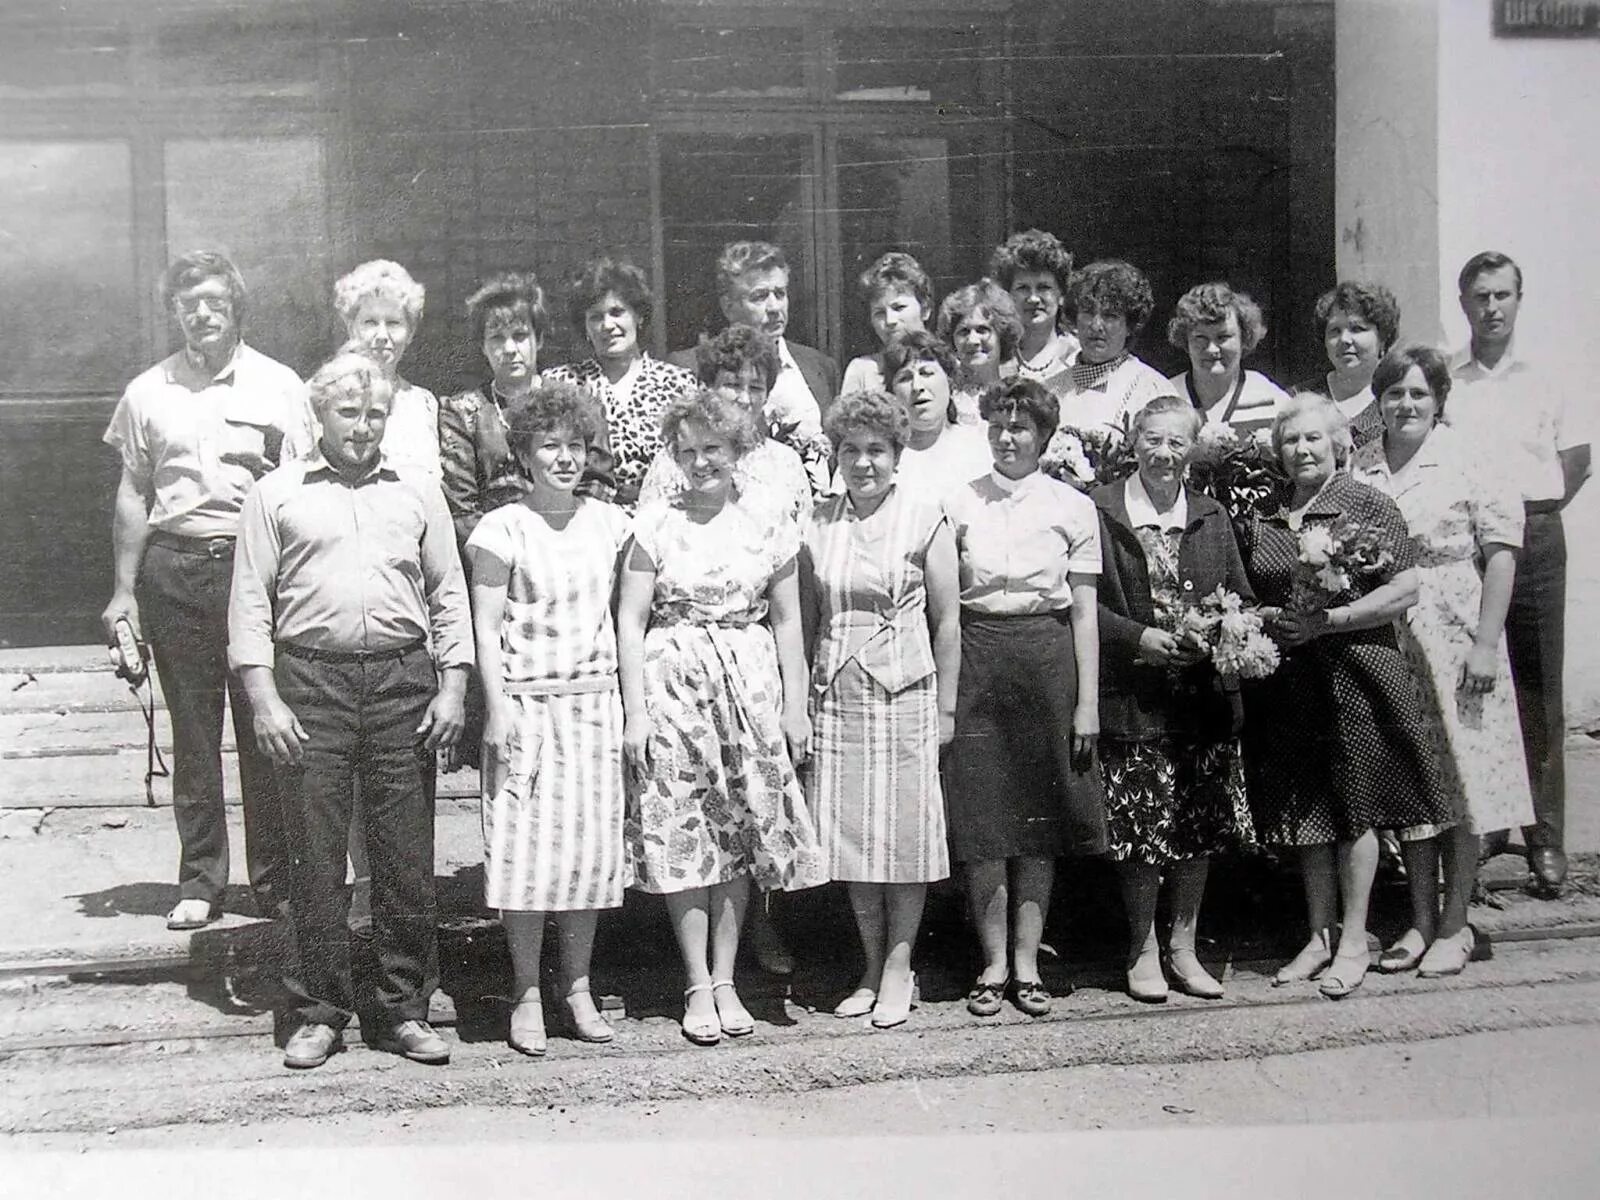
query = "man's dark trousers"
xmin=273 ymin=645 xmax=440 ymax=1031
xmin=137 ymin=539 xmax=289 ymax=913
xmin=1506 ymin=509 xmax=1567 ymax=851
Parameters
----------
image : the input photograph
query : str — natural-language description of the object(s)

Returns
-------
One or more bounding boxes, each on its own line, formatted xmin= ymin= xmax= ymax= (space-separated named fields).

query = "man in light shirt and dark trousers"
xmin=1447 ymin=251 xmax=1591 ymax=896
xmin=101 ymin=251 xmax=313 ymax=933
xmin=229 ymin=348 xmax=473 ymax=1069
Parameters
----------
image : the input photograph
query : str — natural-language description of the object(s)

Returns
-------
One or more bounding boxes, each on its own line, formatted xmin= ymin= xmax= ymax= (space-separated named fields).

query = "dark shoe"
xmin=375 ymin=1019 xmax=450 ymax=1064
xmin=1529 ymin=846 xmax=1567 ymax=897
xmin=966 ymin=976 xmax=1007 ymax=1017
xmin=1011 ymin=978 xmax=1052 ymax=1017
xmin=283 ymin=1023 xmax=342 ymax=1069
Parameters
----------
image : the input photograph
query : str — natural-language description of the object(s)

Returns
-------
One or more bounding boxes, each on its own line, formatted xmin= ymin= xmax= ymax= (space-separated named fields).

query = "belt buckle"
xmin=205 ymin=537 xmax=233 ymax=559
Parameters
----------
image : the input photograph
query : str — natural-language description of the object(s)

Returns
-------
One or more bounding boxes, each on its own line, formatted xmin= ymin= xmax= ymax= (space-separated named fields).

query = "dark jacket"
xmin=1092 ymin=480 xmax=1257 ymax=742
xmin=669 ymin=337 xmax=841 ymax=417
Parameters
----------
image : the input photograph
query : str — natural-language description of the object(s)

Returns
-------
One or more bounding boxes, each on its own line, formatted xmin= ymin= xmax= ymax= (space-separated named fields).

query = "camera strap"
xmin=127 ymin=675 xmax=170 ymax=808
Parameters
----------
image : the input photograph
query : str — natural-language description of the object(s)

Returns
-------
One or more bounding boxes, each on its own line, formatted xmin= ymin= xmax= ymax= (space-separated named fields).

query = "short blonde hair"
xmin=334 ymin=259 xmax=426 ymax=329
xmin=306 ymin=343 xmax=394 ymax=415
xmin=1271 ymin=391 xmax=1352 ymax=466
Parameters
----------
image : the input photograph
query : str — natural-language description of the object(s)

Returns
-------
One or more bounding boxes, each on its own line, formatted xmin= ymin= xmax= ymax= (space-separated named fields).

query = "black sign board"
xmin=1494 ymin=1 xmax=1600 ymax=36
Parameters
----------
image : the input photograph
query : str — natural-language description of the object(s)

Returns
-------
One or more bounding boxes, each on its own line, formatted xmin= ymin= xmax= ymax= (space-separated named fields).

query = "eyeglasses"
xmin=175 ymin=295 xmax=234 ymax=316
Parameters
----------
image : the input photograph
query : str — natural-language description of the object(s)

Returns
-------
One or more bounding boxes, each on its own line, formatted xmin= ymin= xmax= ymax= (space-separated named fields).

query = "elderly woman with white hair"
xmin=333 ymin=259 xmax=441 ymax=480
xmin=1238 ymin=392 xmax=1452 ymax=999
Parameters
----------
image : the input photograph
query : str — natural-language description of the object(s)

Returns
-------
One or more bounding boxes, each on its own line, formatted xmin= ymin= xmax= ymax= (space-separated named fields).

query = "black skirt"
xmin=946 ymin=611 xmax=1108 ymax=862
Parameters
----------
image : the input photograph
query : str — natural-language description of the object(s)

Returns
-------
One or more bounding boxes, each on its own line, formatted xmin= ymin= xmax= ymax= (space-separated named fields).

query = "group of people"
xmin=99 ymin=229 xmax=1585 ymax=1071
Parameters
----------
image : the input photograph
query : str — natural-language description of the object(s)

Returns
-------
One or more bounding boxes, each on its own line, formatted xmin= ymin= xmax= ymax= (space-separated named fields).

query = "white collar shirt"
xmin=1445 ymin=339 xmax=1588 ymax=502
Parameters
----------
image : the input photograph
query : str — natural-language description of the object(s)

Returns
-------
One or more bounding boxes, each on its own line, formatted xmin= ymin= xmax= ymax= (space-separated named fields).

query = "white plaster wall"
xmin=1335 ymin=0 xmax=1442 ymax=340
xmin=1339 ymin=0 xmax=1600 ymax=725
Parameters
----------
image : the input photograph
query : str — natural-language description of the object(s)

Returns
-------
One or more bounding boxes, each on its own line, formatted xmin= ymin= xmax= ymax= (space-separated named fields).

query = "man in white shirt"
xmin=1447 ymin=251 xmax=1590 ymax=895
xmin=671 ymin=241 xmax=840 ymax=438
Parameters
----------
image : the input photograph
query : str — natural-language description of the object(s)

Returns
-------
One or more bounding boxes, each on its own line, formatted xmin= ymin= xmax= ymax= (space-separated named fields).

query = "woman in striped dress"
xmin=466 ymin=378 xmax=630 ymax=1057
xmin=801 ymin=391 xmax=961 ymax=1028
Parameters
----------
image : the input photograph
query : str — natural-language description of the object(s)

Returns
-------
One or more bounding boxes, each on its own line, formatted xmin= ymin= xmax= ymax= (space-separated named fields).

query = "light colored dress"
xmin=1352 ymin=425 xmax=1535 ymax=836
xmin=466 ymin=499 xmax=631 ymax=911
xmin=803 ymin=488 xmax=949 ymax=884
xmin=626 ymin=498 xmax=826 ymax=894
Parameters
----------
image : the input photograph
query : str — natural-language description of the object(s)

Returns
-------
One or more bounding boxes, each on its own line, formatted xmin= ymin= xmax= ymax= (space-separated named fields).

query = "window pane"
xmin=834 ymin=26 xmax=984 ymax=106
xmin=659 ymin=132 xmax=817 ymax=352
xmin=164 ymin=137 xmax=332 ymax=376
xmin=0 ymin=141 xmax=139 ymax=394
xmin=656 ymin=25 xmax=808 ymax=99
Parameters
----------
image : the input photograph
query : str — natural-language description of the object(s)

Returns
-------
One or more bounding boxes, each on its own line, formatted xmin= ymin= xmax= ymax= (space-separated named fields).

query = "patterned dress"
xmin=1352 ymin=425 xmax=1535 ymax=836
xmin=1238 ymin=473 xmax=1455 ymax=844
xmin=803 ymin=488 xmax=949 ymax=884
xmin=1099 ymin=521 xmax=1250 ymax=865
xmin=626 ymin=499 xmax=826 ymax=894
xmin=637 ymin=437 xmax=812 ymax=527
xmin=542 ymin=355 xmax=696 ymax=508
xmin=466 ymin=500 xmax=631 ymax=911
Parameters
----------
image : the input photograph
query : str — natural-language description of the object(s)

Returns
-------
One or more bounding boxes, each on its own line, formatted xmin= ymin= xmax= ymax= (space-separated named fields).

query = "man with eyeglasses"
xmin=101 ymin=250 xmax=313 ymax=932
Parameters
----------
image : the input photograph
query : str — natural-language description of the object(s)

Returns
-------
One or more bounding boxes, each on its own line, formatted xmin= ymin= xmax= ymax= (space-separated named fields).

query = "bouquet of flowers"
xmin=1293 ymin=518 xmax=1394 ymax=610
xmin=1185 ymin=422 xmax=1285 ymax=520
xmin=769 ymin=418 xmax=836 ymax=500
xmin=1154 ymin=584 xmax=1280 ymax=680
xmin=1040 ymin=414 xmax=1136 ymax=491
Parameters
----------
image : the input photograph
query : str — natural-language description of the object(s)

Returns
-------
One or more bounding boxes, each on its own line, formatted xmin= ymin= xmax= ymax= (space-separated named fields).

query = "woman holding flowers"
xmin=1352 ymin=347 xmax=1532 ymax=977
xmin=1093 ymin=395 xmax=1264 ymax=1002
xmin=1239 ymin=393 xmax=1453 ymax=999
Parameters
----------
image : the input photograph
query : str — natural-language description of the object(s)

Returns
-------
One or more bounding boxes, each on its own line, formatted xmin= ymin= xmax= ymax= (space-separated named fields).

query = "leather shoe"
xmin=283 ymin=1022 xmax=342 ymax=1069
xmin=375 ymin=1019 xmax=450 ymax=1064
xmin=1529 ymin=846 xmax=1567 ymax=896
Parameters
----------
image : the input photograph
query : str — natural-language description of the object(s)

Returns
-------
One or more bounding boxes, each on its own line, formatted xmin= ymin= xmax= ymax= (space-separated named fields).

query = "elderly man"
xmin=671 ymin=240 xmax=840 ymax=437
xmin=1447 ymin=251 xmax=1591 ymax=896
xmin=229 ymin=349 xmax=471 ymax=1070
xmin=101 ymin=250 xmax=312 ymax=932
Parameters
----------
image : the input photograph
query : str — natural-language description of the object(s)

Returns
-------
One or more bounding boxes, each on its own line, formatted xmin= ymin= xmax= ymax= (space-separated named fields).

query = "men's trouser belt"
xmin=277 ymin=638 xmax=427 ymax=664
xmin=148 ymin=531 xmax=236 ymax=558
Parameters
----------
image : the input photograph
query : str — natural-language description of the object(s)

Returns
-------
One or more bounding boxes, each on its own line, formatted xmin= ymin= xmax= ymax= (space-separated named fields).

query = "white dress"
xmin=466 ymin=499 xmax=631 ymax=910
xmin=1352 ymin=425 xmax=1535 ymax=836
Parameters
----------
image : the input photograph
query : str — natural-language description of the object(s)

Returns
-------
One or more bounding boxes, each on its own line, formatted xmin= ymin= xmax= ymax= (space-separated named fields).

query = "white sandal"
xmin=166 ymin=898 xmax=216 ymax=931
xmin=681 ymin=983 xmax=721 ymax=1046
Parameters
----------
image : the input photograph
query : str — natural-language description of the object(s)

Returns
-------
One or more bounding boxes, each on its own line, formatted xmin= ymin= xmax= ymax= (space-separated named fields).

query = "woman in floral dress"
xmin=1239 ymin=393 xmax=1453 ymax=999
xmin=1093 ymin=396 xmax=1255 ymax=1003
xmin=1353 ymin=346 xmax=1532 ymax=977
xmin=617 ymin=387 xmax=824 ymax=1046
xmin=542 ymin=256 xmax=696 ymax=509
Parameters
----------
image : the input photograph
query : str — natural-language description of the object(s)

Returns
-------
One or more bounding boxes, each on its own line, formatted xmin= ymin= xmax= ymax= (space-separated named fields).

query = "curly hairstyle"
xmin=503 ymin=377 xmax=605 ymax=457
xmin=691 ymin=324 xmax=782 ymax=389
xmin=1312 ymin=280 xmax=1401 ymax=354
xmin=716 ymin=240 xmax=788 ymax=299
xmin=464 ymin=271 xmax=549 ymax=345
xmin=935 ymin=280 xmax=1023 ymax=361
xmin=857 ymin=250 xmax=933 ymax=310
xmin=1272 ymin=391 xmax=1354 ymax=467
xmin=334 ymin=259 xmax=425 ymax=329
xmin=162 ymin=250 xmax=249 ymax=326
xmin=660 ymin=386 xmax=761 ymax=459
xmin=881 ymin=329 xmax=958 ymax=383
xmin=1370 ymin=345 xmax=1453 ymax=420
xmin=566 ymin=256 xmax=655 ymax=339
xmin=988 ymin=228 xmax=1074 ymax=291
xmin=1062 ymin=259 xmax=1156 ymax=335
xmin=979 ymin=377 xmax=1060 ymax=446
xmin=1457 ymin=250 xmax=1522 ymax=297
xmin=306 ymin=345 xmax=393 ymax=415
xmin=1166 ymin=282 xmax=1268 ymax=355
xmin=1130 ymin=393 xmax=1203 ymax=443
xmin=824 ymin=389 xmax=911 ymax=455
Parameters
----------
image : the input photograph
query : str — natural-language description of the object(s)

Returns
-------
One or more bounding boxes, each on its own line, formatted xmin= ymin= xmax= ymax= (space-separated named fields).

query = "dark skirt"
xmin=1100 ymin=736 xmax=1251 ymax=865
xmin=947 ymin=611 xmax=1108 ymax=862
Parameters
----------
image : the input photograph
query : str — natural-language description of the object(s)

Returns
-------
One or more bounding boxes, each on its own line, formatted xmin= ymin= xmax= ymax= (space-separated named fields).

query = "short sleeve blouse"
xmin=942 ymin=469 xmax=1101 ymax=615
